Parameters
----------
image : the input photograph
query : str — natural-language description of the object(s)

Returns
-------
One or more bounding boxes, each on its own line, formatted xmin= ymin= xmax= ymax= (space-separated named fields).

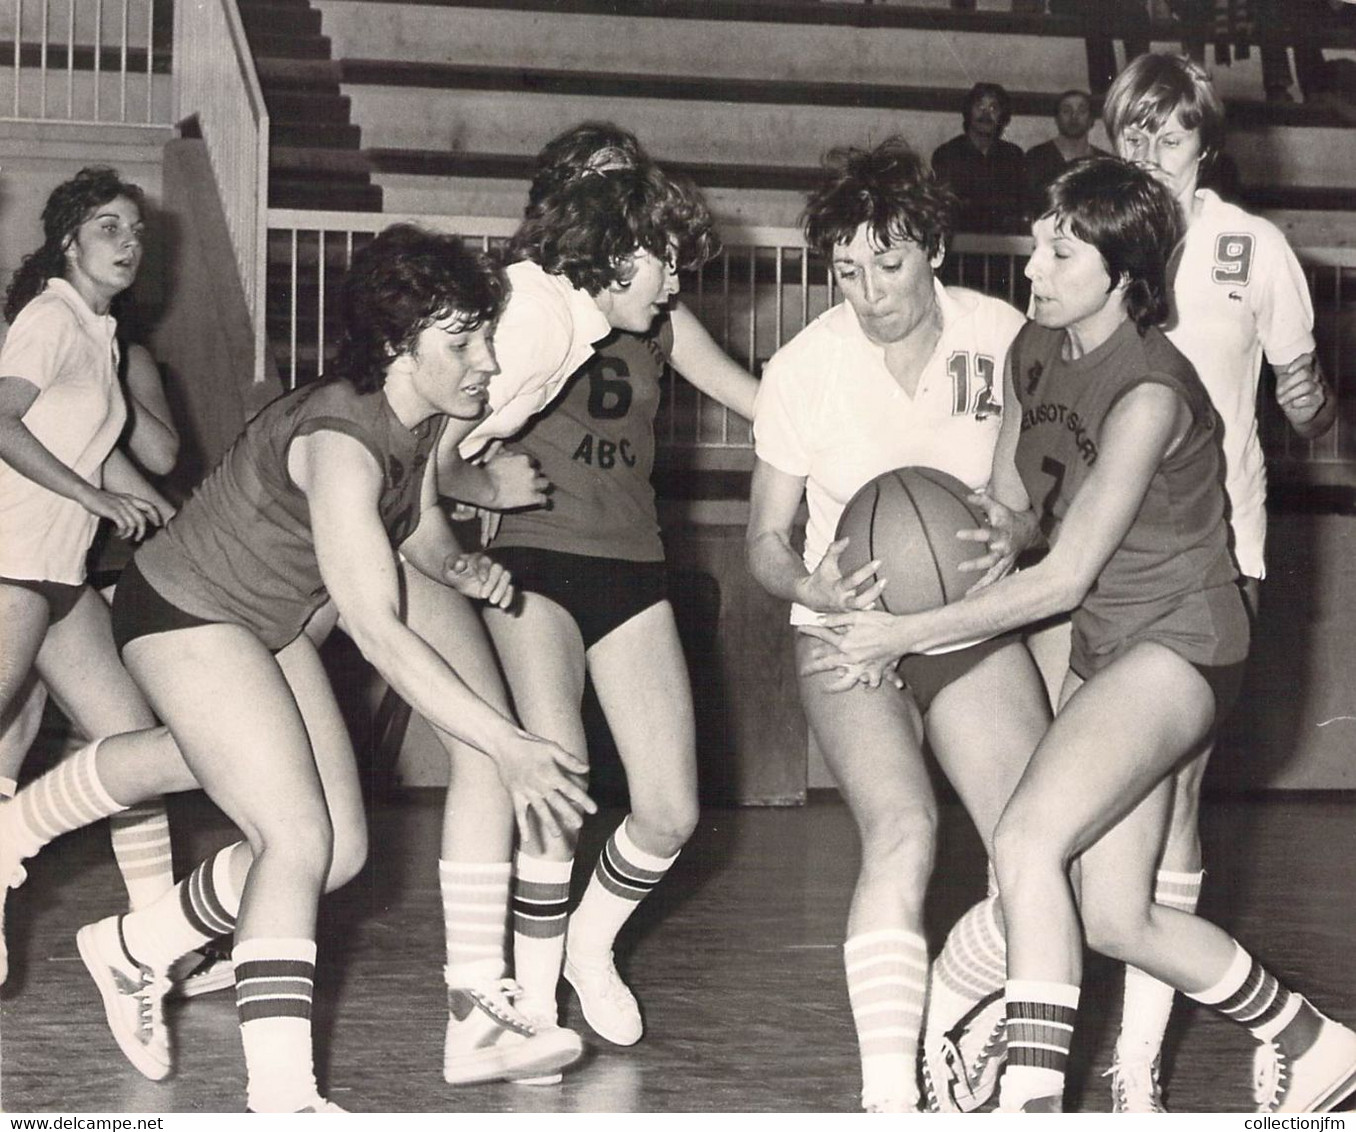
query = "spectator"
xmin=1025 ymin=89 xmax=1108 ymax=209
xmin=931 ymin=82 xmax=1029 ymax=233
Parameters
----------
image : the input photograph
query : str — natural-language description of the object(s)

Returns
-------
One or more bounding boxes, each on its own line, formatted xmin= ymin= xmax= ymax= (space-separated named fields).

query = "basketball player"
xmin=920 ymin=53 xmax=1339 ymax=1114
xmin=61 ymin=225 xmax=593 ymax=1111
xmin=439 ymin=143 xmax=756 ymax=1059
xmin=0 ymin=167 xmax=180 ymax=989
xmin=803 ymin=156 xmax=1356 ymax=1114
xmin=746 ymin=136 xmax=1050 ymax=1112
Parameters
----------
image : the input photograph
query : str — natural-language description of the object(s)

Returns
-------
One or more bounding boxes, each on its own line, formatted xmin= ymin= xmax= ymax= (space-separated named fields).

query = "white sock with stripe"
xmin=1117 ymin=868 xmax=1203 ymax=1061
xmin=845 ymin=928 xmax=928 ymax=1111
xmin=566 ymin=817 xmax=677 ymax=967
xmin=440 ymin=859 xmax=510 ymax=988
xmin=236 ymin=937 xmax=320 ymax=1113
xmin=512 ymin=853 xmax=573 ymax=1020
xmin=109 ymin=800 xmax=176 ymax=909
xmin=1000 ymin=979 xmax=1080 ymax=1110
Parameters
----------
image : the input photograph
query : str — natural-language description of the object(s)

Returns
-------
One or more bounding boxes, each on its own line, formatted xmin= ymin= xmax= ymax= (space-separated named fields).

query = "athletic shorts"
xmin=0 ymin=576 xmax=85 ymax=624
xmin=490 ymin=546 xmax=668 ymax=651
xmin=111 ymin=557 xmax=219 ymax=655
xmin=899 ymin=632 xmax=1020 ymax=715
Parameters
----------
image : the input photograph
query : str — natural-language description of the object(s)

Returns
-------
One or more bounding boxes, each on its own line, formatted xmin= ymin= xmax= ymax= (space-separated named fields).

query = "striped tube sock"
xmin=236 ymin=937 xmax=320 ymax=1113
xmin=123 ymin=843 xmax=243 ymax=971
xmin=440 ymin=860 xmax=510 ymax=988
xmin=511 ymin=853 xmax=573 ymax=1019
xmin=1000 ymin=979 xmax=1080 ymax=1110
xmin=10 ymin=739 xmax=123 ymax=858
xmin=1117 ymin=869 xmax=1203 ymax=1058
xmin=109 ymin=800 xmax=176 ymax=909
xmin=844 ymin=928 xmax=928 ymax=1111
xmin=566 ymin=817 xmax=678 ymax=964
xmin=926 ymin=895 xmax=1007 ymax=1045
xmin=1188 ymin=942 xmax=1302 ymax=1042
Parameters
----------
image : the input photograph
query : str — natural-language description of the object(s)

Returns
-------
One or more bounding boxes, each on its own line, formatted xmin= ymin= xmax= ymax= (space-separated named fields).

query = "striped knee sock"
xmin=566 ymin=817 xmax=677 ymax=965
xmin=123 ymin=843 xmax=243 ymax=971
xmin=512 ymin=852 xmax=572 ymax=1019
xmin=1118 ymin=869 xmax=1203 ymax=1059
xmin=9 ymin=739 xmax=124 ymax=859
xmin=236 ymin=937 xmax=320 ymax=1113
xmin=845 ymin=929 xmax=928 ymax=1111
xmin=926 ymin=894 xmax=1007 ymax=1045
xmin=1000 ymin=979 xmax=1080 ymax=1110
xmin=109 ymin=800 xmax=176 ymax=909
xmin=1188 ymin=942 xmax=1303 ymax=1042
xmin=440 ymin=859 xmax=510 ymax=988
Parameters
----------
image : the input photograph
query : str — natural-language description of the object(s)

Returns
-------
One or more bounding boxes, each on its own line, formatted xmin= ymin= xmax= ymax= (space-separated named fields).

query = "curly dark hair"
xmin=962 ymin=82 xmax=1012 ymax=132
xmin=329 ymin=224 xmax=507 ymax=394
xmin=508 ymin=164 xmax=718 ymax=295
xmin=802 ymin=137 xmax=956 ymax=261
xmin=525 ymin=121 xmax=650 ymax=217
xmin=4 ymin=166 xmax=147 ymax=322
xmin=1040 ymin=156 xmax=1180 ymax=333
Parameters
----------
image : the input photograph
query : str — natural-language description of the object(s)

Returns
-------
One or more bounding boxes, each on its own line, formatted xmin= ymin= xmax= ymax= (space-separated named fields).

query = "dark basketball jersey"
xmin=136 ymin=380 xmax=438 ymax=649
xmin=1010 ymin=319 xmax=1248 ymax=672
xmin=491 ymin=316 xmax=674 ymax=562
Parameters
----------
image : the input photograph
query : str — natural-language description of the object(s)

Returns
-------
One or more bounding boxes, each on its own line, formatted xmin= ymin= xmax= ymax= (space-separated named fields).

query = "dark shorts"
xmin=899 ymin=631 xmax=1021 ymax=715
xmin=490 ymin=546 xmax=669 ymax=651
xmin=0 ymin=576 xmax=85 ymax=624
xmin=111 ymin=558 xmax=219 ymax=655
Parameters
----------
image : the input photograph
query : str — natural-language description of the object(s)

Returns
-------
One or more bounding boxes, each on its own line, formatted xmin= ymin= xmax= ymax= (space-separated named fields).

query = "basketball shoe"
xmin=1106 ymin=1049 xmax=1165 ymax=1112
xmin=510 ymin=993 xmax=565 ymax=1087
xmin=249 ymin=1096 xmax=347 ymax=1113
xmin=169 ymin=939 xmax=235 ymax=999
xmin=443 ymin=976 xmax=583 ymax=1085
xmin=1254 ymin=1009 xmax=1356 ymax=1113
xmin=76 ymin=915 xmax=172 ymax=1080
xmin=564 ymin=952 xmax=643 ymax=1046
xmin=923 ymin=990 xmax=1006 ymax=1113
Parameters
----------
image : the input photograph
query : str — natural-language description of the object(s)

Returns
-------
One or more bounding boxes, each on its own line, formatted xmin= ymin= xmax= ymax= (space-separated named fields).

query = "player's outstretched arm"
xmin=669 ymin=302 xmax=759 ymax=420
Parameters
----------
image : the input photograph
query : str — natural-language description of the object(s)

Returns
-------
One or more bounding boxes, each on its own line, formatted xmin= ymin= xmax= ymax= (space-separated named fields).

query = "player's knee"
xmin=248 ymin=808 xmax=334 ymax=886
xmin=858 ymin=804 xmax=938 ymax=883
xmin=1082 ymin=897 xmax=1152 ymax=962
xmin=629 ymin=799 xmax=698 ymax=857
xmin=991 ymin=803 xmax=1070 ymax=893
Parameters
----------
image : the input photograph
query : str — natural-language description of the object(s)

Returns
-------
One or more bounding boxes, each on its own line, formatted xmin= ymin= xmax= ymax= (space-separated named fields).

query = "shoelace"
xmin=964 ymin=1017 xmax=1007 ymax=1081
xmin=1104 ymin=1058 xmax=1165 ymax=1113
xmin=1253 ymin=1041 xmax=1289 ymax=1110
xmin=136 ymin=969 xmax=172 ymax=1043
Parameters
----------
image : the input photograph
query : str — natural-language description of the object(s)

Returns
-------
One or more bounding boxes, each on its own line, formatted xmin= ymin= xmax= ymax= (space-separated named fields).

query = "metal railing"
xmin=0 ymin=0 xmax=168 ymax=124
xmin=265 ymin=210 xmax=1356 ymax=478
xmin=175 ymin=0 xmax=269 ymax=382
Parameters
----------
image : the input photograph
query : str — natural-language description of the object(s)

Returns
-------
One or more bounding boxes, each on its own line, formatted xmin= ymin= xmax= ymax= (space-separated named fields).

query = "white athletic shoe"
xmin=443 ymin=976 xmax=583 ymax=1086
xmin=1106 ymin=1051 xmax=1166 ymax=1112
xmin=1255 ymin=1011 xmax=1356 ymax=1113
xmin=923 ymin=991 xmax=1006 ymax=1113
xmin=248 ymin=1095 xmax=347 ymax=1113
xmin=169 ymin=941 xmax=235 ymax=999
xmin=564 ymin=952 xmax=643 ymax=1046
xmin=76 ymin=915 xmax=172 ymax=1080
xmin=510 ymin=995 xmax=565 ymax=1086
xmin=0 ymin=799 xmax=30 ymax=986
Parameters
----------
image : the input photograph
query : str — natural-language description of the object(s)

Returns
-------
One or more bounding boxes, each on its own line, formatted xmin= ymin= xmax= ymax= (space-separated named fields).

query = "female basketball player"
xmin=440 ymin=138 xmax=758 ymax=1056
xmin=746 ymin=137 xmax=1051 ymax=1112
xmin=0 ymin=167 xmax=180 ymax=987
xmin=1098 ymin=52 xmax=1335 ymax=1110
xmin=71 ymin=225 xmax=594 ymax=1111
xmin=803 ymin=157 xmax=1356 ymax=1114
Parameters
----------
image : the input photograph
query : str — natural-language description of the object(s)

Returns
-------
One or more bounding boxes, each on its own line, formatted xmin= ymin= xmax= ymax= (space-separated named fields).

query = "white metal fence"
xmin=175 ymin=0 xmax=269 ymax=381
xmin=0 ymin=0 xmax=168 ymax=124
xmin=266 ymin=209 xmax=1356 ymax=478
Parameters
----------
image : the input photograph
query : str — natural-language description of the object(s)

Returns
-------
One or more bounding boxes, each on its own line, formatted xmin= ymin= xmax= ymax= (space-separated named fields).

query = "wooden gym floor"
xmin=1 ymin=790 xmax=1352 ymax=1113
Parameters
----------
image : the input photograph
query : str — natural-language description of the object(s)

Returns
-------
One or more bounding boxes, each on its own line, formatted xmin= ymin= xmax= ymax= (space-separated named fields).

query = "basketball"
xmin=834 ymin=466 xmax=989 ymax=615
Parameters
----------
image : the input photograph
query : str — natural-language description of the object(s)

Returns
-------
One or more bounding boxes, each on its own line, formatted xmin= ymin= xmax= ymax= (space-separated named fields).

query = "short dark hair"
xmin=330 ymin=224 xmax=506 ymax=393
xmin=5 ymin=166 xmax=148 ymax=322
xmin=802 ymin=136 xmax=955 ymax=261
xmin=1102 ymin=53 xmax=1225 ymax=171
xmin=963 ymin=82 xmax=1012 ymax=131
xmin=1040 ymin=156 xmax=1180 ymax=333
xmin=509 ymin=165 xmax=718 ymax=294
xmin=526 ymin=121 xmax=650 ymax=216
xmin=1056 ymin=89 xmax=1092 ymax=114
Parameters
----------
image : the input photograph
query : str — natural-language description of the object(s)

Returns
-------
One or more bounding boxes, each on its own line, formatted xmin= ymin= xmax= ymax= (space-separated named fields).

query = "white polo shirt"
xmin=458 ymin=259 xmax=613 ymax=459
xmin=755 ymin=280 xmax=1025 ymax=624
xmin=0 ymin=278 xmax=124 ymax=582
xmin=1166 ymin=189 xmax=1316 ymax=580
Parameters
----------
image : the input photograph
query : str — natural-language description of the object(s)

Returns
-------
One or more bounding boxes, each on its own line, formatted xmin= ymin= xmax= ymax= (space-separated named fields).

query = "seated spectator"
xmin=930 ymin=83 xmax=1028 ymax=233
xmin=1025 ymin=89 xmax=1108 ymax=210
